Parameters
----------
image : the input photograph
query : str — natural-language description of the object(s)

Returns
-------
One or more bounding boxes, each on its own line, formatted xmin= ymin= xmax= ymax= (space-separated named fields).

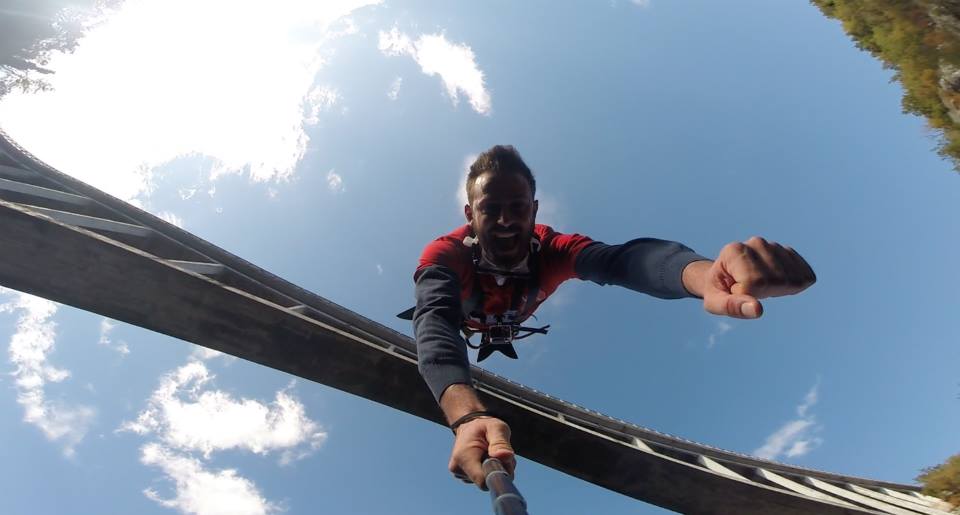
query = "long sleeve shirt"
xmin=412 ymin=224 xmax=707 ymax=402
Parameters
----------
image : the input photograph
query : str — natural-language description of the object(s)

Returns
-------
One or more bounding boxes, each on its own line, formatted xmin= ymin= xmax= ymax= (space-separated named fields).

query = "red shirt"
xmin=416 ymin=224 xmax=594 ymax=328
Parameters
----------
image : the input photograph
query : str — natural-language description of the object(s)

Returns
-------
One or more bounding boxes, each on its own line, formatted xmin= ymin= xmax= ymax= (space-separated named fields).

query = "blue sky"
xmin=1 ymin=1 xmax=958 ymax=514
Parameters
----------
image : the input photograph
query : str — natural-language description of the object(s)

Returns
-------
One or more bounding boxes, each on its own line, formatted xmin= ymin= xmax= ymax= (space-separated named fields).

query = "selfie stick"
xmin=483 ymin=458 xmax=528 ymax=515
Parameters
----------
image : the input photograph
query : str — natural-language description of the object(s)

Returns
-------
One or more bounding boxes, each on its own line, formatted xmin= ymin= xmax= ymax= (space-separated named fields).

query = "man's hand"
xmin=684 ymin=236 xmax=816 ymax=319
xmin=439 ymin=383 xmax=516 ymax=489
xmin=449 ymin=416 xmax=516 ymax=489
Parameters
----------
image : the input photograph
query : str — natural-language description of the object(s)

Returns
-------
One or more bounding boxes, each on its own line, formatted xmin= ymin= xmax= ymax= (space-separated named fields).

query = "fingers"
xmin=783 ymin=245 xmax=817 ymax=288
xmin=702 ymin=237 xmax=816 ymax=319
xmin=725 ymin=240 xmax=773 ymax=298
xmin=460 ymin=449 xmax=487 ymax=489
xmin=759 ymin=240 xmax=816 ymax=295
xmin=447 ymin=434 xmax=486 ymax=489
xmin=448 ymin=417 xmax=515 ymax=490
xmin=718 ymin=237 xmax=816 ymax=300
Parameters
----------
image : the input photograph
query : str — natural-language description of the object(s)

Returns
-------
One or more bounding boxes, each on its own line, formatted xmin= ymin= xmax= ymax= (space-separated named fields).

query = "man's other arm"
xmin=413 ymin=264 xmax=516 ymax=487
xmin=413 ymin=264 xmax=472 ymax=402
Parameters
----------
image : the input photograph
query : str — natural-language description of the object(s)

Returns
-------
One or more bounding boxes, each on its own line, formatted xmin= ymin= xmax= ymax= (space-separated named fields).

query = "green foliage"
xmin=810 ymin=0 xmax=960 ymax=172
xmin=917 ymin=453 xmax=960 ymax=506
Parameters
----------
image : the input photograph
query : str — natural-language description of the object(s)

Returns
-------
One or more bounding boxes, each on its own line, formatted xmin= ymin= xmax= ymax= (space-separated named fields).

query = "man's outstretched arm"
xmin=413 ymin=264 xmax=515 ymax=489
xmin=574 ymin=235 xmax=815 ymax=317
xmin=574 ymin=237 xmax=709 ymax=298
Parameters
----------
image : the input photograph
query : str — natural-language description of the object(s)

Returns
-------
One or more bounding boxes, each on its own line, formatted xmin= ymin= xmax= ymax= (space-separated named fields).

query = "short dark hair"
xmin=466 ymin=145 xmax=536 ymax=204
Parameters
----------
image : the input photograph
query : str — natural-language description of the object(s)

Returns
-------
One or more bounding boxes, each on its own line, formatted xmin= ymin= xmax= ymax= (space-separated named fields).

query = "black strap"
xmin=450 ymin=410 xmax=498 ymax=434
xmin=518 ymin=251 xmax=541 ymax=318
xmin=513 ymin=325 xmax=550 ymax=340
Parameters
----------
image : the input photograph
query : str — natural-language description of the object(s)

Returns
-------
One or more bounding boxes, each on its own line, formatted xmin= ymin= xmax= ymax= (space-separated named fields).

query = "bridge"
xmin=0 ymin=128 xmax=952 ymax=515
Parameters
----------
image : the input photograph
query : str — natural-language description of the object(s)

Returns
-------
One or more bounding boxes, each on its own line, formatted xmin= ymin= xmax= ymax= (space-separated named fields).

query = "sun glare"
xmin=0 ymin=0 xmax=379 ymax=201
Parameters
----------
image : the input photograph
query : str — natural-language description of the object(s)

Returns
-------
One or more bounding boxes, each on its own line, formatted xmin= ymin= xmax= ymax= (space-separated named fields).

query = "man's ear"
xmin=464 ymin=203 xmax=473 ymax=223
xmin=532 ymin=199 xmax=539 ymax=221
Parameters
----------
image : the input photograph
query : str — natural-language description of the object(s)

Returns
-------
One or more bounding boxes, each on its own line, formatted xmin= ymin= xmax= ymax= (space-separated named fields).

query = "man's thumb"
xmin=704 ymin=292 xmax=763 ymax=319
xmin=486 ymin=424 xmax=516 ymax=476
xmin=486 ymin=423 xmax=514 ymax=456
xmin=488 ymin=437 xmax=514 ymax=459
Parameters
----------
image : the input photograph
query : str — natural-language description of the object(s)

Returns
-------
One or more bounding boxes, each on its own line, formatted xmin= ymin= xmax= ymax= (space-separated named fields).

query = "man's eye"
xmin=510 ymin=203 xmax=530 ymax=214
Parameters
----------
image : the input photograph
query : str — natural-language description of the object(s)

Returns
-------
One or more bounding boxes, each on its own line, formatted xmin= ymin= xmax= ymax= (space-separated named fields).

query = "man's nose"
xmin=496 ymin=209 xmax=515 ymax=226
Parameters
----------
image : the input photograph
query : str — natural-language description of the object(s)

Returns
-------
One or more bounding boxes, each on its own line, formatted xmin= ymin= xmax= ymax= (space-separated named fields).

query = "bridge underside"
xmin=0 ymin=130 xmax=950 ymax=515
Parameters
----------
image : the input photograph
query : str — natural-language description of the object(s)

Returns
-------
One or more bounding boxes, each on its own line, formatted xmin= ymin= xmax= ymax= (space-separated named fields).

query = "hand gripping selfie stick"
xmin=483 ymin=458 xmax=528 ymax=515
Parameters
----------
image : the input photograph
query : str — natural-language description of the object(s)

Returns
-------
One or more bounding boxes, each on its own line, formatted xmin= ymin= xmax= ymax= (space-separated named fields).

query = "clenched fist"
xmin=684 ymin=236 xmax=816 ymax=319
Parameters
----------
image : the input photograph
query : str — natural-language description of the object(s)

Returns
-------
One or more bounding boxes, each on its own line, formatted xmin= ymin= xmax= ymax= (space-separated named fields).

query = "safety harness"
xmin=398 ymin=233 xmax=551 ymax=362
xmin=460 ymin=234 xmax=550 ymax=361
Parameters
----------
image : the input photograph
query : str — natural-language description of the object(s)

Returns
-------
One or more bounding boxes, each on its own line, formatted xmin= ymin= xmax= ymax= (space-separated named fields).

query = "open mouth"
xmin=490 ymin=233 xmax=520 ymax=249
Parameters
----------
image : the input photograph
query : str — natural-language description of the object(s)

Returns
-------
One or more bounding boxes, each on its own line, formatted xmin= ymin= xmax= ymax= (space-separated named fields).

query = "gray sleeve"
xmin=574 ymin=238 xmax=709 ymax=299
xmin=413 ymin=264 xmax=472 ymax=402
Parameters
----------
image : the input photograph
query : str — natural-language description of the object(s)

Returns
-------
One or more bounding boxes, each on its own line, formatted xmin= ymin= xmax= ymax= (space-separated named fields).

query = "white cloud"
xmin=376 ymin=264 xmax=384 ymax=275
xmin=140 ymin=443 xmax=278 ymax=515
xmin=456 ymin=153 xmax=477 ymax=212
xmin=378 ymin=27 xmax=414 ymax=56
xmin=326 ymin=169 xmax=345 ymax=193
xmin=707 ymin=320 xmax=734 ymax=349
xmin=631 ymin=0 xmax=652 ymax=7
xmin=786 ymin=438 xmax=816 ymax=458
xmin=387 ymin=76 xmax=403 ymax=100
xmin=304 ymin=85 xmax=340 ymax=126
xmin=98 ymin=318 xmax=130 ymax=356
xmin=0 ymin=0 xmax=380 ymax=203
xmin=190 ymin=347 xmax=231 ymax=362
xmin=753 ymin=381 xmax=823 ymax=461
xmin=378 ymin=27 xmax=491 ymax=115
xmin=179 ymin=188 xmax=198 ymax=201
xmin=158 ymin=211 xmax=185 ymax=229
xmin=1 ymin=290 xmax=95 ymax=457
xmin=124 ymin=361 xmax=325 ymax=514
xmin=796 ymin=381 xmax=818 ymax=417
xmin=122 ymin=361 xmax=326 ymax=461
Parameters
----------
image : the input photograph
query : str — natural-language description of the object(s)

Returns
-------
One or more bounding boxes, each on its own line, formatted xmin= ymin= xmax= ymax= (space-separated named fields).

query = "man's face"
xmin=465 ymin=171 xmax=538 ymax=269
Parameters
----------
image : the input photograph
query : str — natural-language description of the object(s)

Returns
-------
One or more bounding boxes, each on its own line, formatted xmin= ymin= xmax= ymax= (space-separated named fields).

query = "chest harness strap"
xmin=463 ymin=235 xmax=551 ymax=362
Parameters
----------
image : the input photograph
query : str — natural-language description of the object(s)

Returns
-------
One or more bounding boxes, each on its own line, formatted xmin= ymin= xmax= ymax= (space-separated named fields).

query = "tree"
xmin=810 ymin=0 xmax=960 ymax=172
xmin=917 ymin=453 xmax=960 ymax=507
xmin=0 ymin=0 xmax=124 ymax=97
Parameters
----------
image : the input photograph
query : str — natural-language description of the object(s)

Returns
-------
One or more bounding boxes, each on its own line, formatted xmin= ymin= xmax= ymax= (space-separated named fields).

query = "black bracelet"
xmin=450 ymin=410 xmax=497 ymax=434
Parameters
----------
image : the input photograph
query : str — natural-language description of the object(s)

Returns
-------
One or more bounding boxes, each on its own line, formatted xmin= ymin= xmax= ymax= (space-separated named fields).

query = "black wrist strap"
xmin=450 ymin=410 xmax=496 ymax=434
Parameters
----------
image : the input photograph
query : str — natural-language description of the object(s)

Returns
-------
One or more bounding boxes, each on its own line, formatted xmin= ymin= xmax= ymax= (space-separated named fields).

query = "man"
xmin=411 ymin=145 xmax=816 ymax=489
